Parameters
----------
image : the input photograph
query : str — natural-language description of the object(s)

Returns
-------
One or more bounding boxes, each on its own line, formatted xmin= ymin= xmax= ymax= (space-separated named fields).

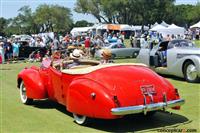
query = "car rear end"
xmin=89 ymin=65 xmax=185 ymax=116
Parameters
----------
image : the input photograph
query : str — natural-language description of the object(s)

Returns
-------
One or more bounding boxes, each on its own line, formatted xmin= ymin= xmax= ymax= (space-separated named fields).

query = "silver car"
xmin=95 ymin=43 xmax=140 ymax=59
xmin=137 ymin=39 xmax=200 ymax=82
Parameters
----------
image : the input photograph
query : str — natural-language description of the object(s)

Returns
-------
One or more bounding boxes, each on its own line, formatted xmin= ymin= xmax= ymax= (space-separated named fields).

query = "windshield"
xmin=174 ymin=40 xmax=196 ymax=48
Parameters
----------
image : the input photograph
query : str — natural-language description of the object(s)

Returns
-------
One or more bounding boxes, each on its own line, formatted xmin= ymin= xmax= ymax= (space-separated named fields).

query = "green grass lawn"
xmin=194 ymin=40 xmax=200 ymax=47
xmin=0 ymin=60 xmax=200 ymax=133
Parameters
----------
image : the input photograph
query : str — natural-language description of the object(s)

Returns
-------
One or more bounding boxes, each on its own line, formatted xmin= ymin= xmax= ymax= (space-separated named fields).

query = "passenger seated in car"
xmin=161 ymin=50 xmax=167 ymax=66
xmin=100 ymin=49 xmax=114 ymax=64
xmin=50 ymin=50 xmax=62 ymax=70
xmin=159 ymin=45 xmax=167 ymax=67
xmin=67 ymin=49 xmax=82 ymax=68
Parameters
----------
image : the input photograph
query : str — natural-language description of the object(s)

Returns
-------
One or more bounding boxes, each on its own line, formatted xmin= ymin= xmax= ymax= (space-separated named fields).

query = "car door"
xmin=112 ymin=44 xmax=127 ymax=57
xmin=149 ymin=44 xmax=159 ymax=67
xmin=49 ymin=67 xmax=64 ymax=104
xmin=137 ymin=48 xmax=151 ymax=66
xmin=166 ymin=40 xmax=180 ymax=72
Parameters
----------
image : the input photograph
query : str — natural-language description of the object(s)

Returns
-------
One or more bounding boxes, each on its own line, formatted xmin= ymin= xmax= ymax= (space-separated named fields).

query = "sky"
xmin=0 ymin=0 xmax=199 ymax=23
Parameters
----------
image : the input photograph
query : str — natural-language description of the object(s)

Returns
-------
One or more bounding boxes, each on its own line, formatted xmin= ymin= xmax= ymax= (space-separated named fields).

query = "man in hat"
xmin=67 ymin=49 xmax=82 ymax=68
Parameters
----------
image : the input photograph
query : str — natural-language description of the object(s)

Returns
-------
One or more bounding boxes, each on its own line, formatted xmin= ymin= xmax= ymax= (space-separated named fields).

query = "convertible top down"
xmin=17 ymin=58 xmax=185 ymax=125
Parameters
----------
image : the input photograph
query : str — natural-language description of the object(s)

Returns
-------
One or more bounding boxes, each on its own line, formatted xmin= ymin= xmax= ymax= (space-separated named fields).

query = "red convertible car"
xmin=17 ymin=58 xmax=185 ymax=125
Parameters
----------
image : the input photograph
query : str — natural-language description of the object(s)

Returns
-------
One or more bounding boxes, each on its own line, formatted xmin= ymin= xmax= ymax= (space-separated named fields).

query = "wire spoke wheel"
xmin=186 ymin=64 xmax=198 ymax=81
xmin=184 ymin=61 xmax=200 ymax=83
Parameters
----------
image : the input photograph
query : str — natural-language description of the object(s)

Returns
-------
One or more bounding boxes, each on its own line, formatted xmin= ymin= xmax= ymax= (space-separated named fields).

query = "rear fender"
xmin=169 ymin=55 xmax=200 ymax=77
xmin=17 ymin=68 xmax=47 ymax=99
xmin=66 ymin=78 xmax=118 ymax=119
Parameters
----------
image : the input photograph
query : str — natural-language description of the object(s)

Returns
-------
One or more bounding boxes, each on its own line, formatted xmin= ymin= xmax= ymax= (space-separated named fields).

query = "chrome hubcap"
xmin=186 ymin=64 xmax=198 ymax=81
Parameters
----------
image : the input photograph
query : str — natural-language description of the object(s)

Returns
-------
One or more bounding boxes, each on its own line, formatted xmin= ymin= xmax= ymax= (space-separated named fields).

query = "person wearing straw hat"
xmin=67 ymin=49 xmax=82 ymax=68
xmin=100 ymin=49 xmax=113 ymax=64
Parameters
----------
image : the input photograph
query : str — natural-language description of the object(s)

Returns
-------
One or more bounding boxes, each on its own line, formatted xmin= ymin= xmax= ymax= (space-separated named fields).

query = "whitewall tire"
xmin=73 ymin=113 xmax=89 ymax=125
xmin=20 ymin=81 xmax=33 ymax=105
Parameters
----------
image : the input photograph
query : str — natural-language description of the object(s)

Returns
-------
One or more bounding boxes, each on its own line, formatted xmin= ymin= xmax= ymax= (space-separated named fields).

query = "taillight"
xmin=113 ymin=96 xmax=120 ymax=107
xmin=175 ymin=88 xmax=180 ymax=97
xmin=171 ymin=88 xmax=181 ymax=110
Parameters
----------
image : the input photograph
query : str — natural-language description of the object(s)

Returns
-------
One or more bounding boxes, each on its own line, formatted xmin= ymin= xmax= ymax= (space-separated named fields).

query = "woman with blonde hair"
xmin=100 ymin=49 xmax=113 ymax=64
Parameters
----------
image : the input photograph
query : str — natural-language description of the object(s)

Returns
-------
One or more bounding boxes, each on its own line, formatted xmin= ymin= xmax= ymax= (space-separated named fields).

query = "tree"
xmin=172 ymin=3 xmax=200 ymax=27
xmin=74 ymin=20 xmax=93 ymax=27
xmin=5 ymin=6 xmax=38 ymax=35
xmin=0 ymin=17 xmax=8 ymax=36
xmin=74 ymin=0 xmax=108 ymax=23
xmin=34 ymin=4 xmax=73 ymax=33
xmin=17 ymin=6 xmax=38 ymax=34
xmin=74 ymin=0 xmax=175 ymax=25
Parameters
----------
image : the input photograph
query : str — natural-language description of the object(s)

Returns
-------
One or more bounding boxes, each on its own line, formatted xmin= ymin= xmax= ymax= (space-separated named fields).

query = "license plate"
xmin=140 ymin=85 xmax=156 ymax=95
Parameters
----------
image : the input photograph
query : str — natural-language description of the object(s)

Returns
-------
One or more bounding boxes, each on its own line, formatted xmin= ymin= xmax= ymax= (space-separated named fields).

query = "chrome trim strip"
xmin=111 ymin=99 xmax=185 ymax=115
xmin=177 ymin=53 xmax=200 ymax=59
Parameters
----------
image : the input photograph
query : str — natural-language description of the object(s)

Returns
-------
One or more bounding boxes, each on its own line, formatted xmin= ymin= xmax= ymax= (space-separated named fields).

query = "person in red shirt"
xmin=84 ymin=37 xmax=90 ymax=57
xmin=0 ymin=54 xmax=2 ymax=64
xmin=64 ymin=34 xmax=70 ymax=43
xmin=34 ymin=51 xmax=41 ymax=62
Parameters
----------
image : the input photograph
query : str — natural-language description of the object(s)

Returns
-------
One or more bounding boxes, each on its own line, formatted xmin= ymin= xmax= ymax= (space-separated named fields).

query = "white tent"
xmin=95 ymin=24 xmax=107 ymax=35
xmin=166 ymin=24 xmax=185 ymax=36
xmin=95 ymin=24 xmax=107 ymax=30
xmin=150 ymin=24 xmax=185 ymax=37
xmin=160 ymin=21 xmax=169 ymax=27
xmin=70 ymin=27 xmax=93 ymax=36
xmin=150 ymin=24 xmax=167 ymax=32
xmin=167 ymin=24 xmax=183 ymax=29
xmin=151 ymin=22 xmax=159 ymax=28
xmin=190 ymin=21 xmax=200 ymax=28
xmin=120 ymin=24 xmax=134 ymax=31
xmin=132 ymin=25 xmax=149 ymax=31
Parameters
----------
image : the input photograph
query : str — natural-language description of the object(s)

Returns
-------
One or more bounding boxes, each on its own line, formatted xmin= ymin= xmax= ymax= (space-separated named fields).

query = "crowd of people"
xmin=0 ymin=39 xmax=20 ymax=63
xmin=130 ymin=28 xmax=199 ymax=49
xmin=0 ymin=31 xmax=124 ymax=64
xmin=0 ymin=28 xmax=199 ymax=64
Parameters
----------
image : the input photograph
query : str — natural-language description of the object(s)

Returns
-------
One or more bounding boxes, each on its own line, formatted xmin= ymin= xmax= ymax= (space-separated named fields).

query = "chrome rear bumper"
xmin=111 ymin=99 xmax=185 ymax=115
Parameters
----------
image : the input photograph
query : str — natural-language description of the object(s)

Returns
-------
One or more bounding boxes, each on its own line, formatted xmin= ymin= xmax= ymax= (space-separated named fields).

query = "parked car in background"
xmin=137 ymin=39 xmax=200 ymax=82
xmin=95 ymin=42 xmax=140 ymax=59
xmin=11 ymin=34 xmax=33 ymax=42
xmin=17 ymin=58 xmax=185 ymax=125
xmin=18 ymin=41 xmax=47 ymax=59
xmin=0 ymin=36 xmax=6 ymax=42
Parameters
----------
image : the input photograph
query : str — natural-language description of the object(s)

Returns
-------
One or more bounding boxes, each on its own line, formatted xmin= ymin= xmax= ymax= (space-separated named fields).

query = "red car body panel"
xmin=17 ymin=59 xmax=184 ymax=119
xmin=18 ymin=67 xmax=47 ymax=99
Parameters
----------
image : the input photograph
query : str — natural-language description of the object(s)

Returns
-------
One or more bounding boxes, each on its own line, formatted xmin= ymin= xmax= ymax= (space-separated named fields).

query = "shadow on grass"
xmin=32 ymin=99 xmax=73 ymax=117
xmin=86 ymin=112 xmax=190 ymax=132
xmin=32 ymin=100 xmax=189 ymax=132
xmin=161 ymin=74 xmax=200 ymax=84
xmin=159 ymin=74 xmax=185 ymax=81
